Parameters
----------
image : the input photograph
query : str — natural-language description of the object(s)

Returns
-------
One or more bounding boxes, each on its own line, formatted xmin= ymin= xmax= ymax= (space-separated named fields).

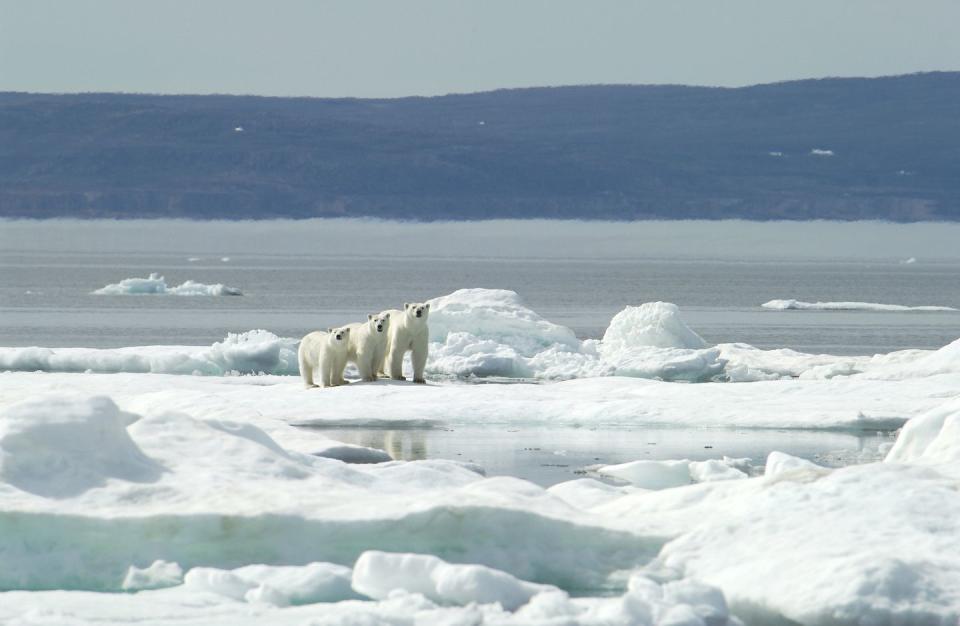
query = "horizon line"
xmin=1 ymin=70 xmax=957 ymax=102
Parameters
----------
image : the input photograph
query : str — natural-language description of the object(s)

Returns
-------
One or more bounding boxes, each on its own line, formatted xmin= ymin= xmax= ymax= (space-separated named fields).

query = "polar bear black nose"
xmin=415 ymin=311 xmax=422 ymax=317
xmin=335 ymin=334 xmax=342 ymax=340
xmin=377 ymin=325 xmax=383 ymax=331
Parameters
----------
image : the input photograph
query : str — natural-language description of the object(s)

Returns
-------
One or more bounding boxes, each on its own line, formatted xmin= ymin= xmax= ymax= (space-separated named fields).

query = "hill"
xmin=2 ymin=73 xmax=958 ymax=220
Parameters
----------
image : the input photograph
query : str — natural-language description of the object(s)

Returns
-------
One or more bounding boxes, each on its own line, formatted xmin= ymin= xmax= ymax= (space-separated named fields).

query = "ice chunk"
xmin=428 ymin=288 xmax=579 ymax=350
xmin=183 ymin=567 xmax=256 ymax=600
xmin=599 ymin=458 xmax=748 ymax=489
xmin=93 ymin=273 xmax=242 ymax=296
xmin=885 ymin=397 xmax=960 ymax=470
xmin=688 ymin=459 xmax=748 ymax=483
xmin=121 ymin=560 xmax=183 ymax=591
xmin=598 ymin=303 xmax=724 ymax=382
xmin=312 ymin=444 xmax=392 ymax=464
xmin=601 ymin=302 xmax=708 ymax=350
xmin=597 ymin=460 xmax=693 ymax=490
xmin=351 ymin=551 xmax=556 ymax=610
xmin=763 ymin=451 xmax=828 ymax=480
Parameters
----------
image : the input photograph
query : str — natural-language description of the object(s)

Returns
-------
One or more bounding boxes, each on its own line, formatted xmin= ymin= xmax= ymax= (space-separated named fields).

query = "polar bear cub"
xmin=383 ymin=302 xmax=430 ymax=383
xmin=298 ymin=326 xmax=351 ymax=388
xmin=346 ymin=311 xmax=392 ymax=382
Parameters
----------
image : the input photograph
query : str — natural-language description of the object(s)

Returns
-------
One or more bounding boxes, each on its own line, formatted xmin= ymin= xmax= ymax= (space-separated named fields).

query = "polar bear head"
xmin=367 ymin=311 xmax=392 ymax=334
xmin=325 ymin=326 xmax=351 ymax=349
xmin=404 ymin=302 xmax=430 ymax=323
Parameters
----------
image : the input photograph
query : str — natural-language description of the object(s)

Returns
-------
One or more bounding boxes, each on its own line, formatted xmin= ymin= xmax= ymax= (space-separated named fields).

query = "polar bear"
xmin=382 ymin=302 xmax=430 ymax=383
xmin=298 ymin=326 xmax=351 ymax=388
xmin=346 ymin=311 xmax=392 ymax=382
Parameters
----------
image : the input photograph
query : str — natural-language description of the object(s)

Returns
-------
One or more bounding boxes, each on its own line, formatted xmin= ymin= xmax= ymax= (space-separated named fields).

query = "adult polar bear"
xmin=382 ymin=302 xmax=430 ymax=383
xmin=298 ymin=326 xmax=351 ymax=388
xmin=346 ymin=311 xmax=391 ymax=382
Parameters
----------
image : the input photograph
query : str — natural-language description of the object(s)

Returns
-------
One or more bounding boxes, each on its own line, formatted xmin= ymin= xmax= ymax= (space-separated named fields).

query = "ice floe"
xmin=762 ymin=298 xmax=957 ymax=312
xmin=1 ymin=289 xmax=959 ymax=624
xmin=596 ymin=457 xmax=748 ymax=489
xmin=1 ymin=389 xmax=959 ymax=624
xmin=93 ymin=272 xmax=243 ymax=296
xmin=5 ymin=288 xmax=960 ymax=384
xmin=0 ymin=329 xmax=298 ymax=376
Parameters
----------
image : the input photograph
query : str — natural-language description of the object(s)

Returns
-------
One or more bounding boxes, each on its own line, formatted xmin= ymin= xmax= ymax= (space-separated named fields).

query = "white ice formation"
xmin=762 ymin=298 xmax=957 ymax=312
xmin=94 ymin=272 xmax=243 ymax=296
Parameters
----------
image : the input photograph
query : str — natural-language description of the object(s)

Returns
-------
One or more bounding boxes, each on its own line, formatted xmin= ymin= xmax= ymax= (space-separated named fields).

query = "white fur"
xmin=382 ymin=302 xmax=430 ymax=383
xmin=298 ymin=327 xmax=351 ymax=388
xmin=346 ymin=311 xmax=392 ymax=382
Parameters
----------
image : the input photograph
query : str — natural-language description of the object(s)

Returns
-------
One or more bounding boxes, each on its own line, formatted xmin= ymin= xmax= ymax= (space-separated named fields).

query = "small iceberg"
xmin=762 ymin=299 xmax=956 ymax=312
xmin=93 ymin=273 xmax=243 ymax=296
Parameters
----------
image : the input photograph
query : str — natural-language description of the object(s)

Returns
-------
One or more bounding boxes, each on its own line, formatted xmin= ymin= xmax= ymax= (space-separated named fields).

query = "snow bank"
xmin=0 ymin=395 xmax=161 ymax=497
xmin=94 ymin=272 xmax=243 ymax=296
xmin=762 ymin=298 xmax=957 ymax=312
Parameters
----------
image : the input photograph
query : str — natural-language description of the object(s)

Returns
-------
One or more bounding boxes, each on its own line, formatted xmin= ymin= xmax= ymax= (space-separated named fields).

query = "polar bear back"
xmin=345 ymin=321 xmax=374 ymax=359
xmin=299 ymin=330 xmax=331 ymax=364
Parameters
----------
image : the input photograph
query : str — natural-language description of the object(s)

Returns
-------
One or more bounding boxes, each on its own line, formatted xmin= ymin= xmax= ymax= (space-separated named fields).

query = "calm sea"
xmin=2 ymin=219 xmax=959 ymax=353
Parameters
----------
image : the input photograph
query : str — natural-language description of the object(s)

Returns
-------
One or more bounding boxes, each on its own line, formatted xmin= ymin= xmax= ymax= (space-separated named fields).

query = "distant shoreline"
xmin=3 ymin=72 xmax=958 ymax=222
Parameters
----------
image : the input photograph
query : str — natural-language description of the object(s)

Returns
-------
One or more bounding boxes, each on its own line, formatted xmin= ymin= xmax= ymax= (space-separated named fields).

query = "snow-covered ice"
xmin=1 ymin=386 xmax=959 ymax=623
xmin=9 ymin=288 xmax=960 ymax=384
xmin=93 ymin=272 xmax=243 ymax=296
xmin=3 ymin=288 xmax=960 ymax=624
xmin=0 ymin=329 xmax=297 ymax=376
xmin=596 ymin=458 xmax=748 ymax=489
xmin=762 ymin=298 xmax=957 ymax=312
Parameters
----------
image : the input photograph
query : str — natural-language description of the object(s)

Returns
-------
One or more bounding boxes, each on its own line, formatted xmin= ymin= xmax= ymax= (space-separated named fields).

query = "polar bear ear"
xmin=404 ymin=303 xmax=411 ymax=310
xmin=384 ymin=312 xmax=390 ymax=318
xmin=326 ymin=327 xmax=333 ymax=333
xmin=425 ymin=303 xmax=430 ymax=309
xmin=368 ymin=314 xmax=374 ymax=320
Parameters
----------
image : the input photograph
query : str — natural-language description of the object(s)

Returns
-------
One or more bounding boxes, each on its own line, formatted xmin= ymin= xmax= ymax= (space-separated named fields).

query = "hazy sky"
xmin=2 ymin=0 xmax=958 ymax=97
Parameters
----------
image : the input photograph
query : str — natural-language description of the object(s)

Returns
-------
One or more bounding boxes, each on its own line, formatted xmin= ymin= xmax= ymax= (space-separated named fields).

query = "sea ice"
xmin=762 ymin=298 xmax=957 ymax=312
xmin=0 ymin=389 xmax=959 ymax=624
xmin=597 ymin=458 xmax=747 ymax=489
xmin=93 ymin=272 xmax=242 ymax=296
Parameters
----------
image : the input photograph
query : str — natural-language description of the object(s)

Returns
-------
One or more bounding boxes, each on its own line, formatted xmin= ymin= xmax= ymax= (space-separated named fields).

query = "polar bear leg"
xmin=387 ymin=346 xmax=406 ymax=380
xmin=299 ymin=347 xmax=317 ymax=388
xmin=371 ymin=345 xmax=386 ymax=381
xmin=356 ymin=351 xmax=375 ymax=382
xmin=319 ymin=354 xmax=333 ymax=388
xmin=411 ymin=337 xmax=428 ymax=384
xmin=333 ymin=352 xmax=349 ymax=386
